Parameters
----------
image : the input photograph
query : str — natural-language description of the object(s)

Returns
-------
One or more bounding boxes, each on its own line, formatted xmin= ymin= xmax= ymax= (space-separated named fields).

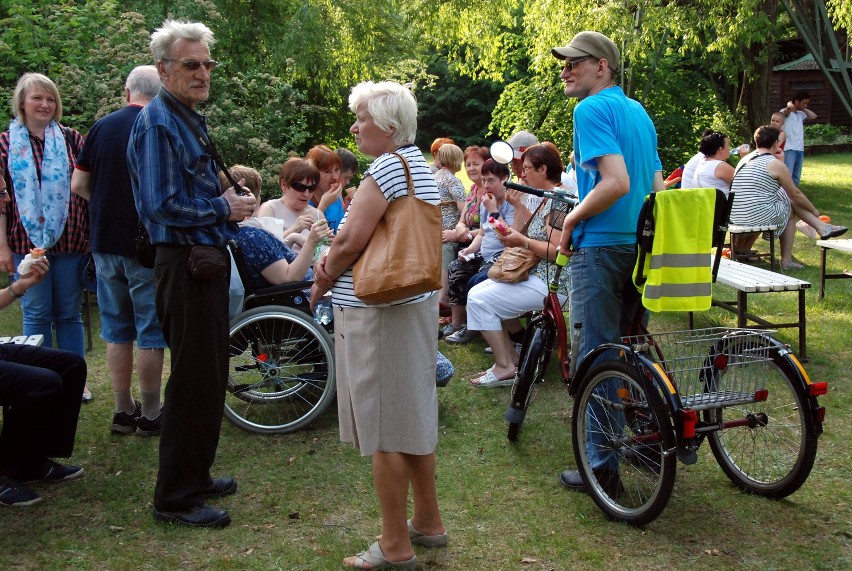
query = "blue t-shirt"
xmin=312 ymin=196 xmax=345 ymax=233
xmin=234 ymin=226 xmax=307 ymax=291
xmin=572 ymin=86 xmax=661 ymax=248
xmin=75 ymin=105 xmax=143 ymax=257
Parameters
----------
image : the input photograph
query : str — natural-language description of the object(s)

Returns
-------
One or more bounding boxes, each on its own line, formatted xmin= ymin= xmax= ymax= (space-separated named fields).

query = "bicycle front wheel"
xmin=572 ymin=360 xmax=676 ymax=526
xmin=506 ymin=323 xmax=552 ymax=442
xmin=225 ymin=306 xmax=336 ymax=434
xmin=705 ymin=346 xmax=818 ymax=498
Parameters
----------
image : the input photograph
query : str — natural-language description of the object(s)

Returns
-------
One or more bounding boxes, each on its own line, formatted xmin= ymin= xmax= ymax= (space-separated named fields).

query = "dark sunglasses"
xmin=162 ymin=58 xmax=219 ymax=71
xmin=290 ymin=182 xmax=316 ymax=193
xmin=563 ymin=57 xmax=592 ymax=72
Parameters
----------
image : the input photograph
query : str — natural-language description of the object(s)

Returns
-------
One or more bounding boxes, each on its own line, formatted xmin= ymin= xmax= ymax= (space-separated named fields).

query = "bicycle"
xmin=502 ymin=183 xmax=828 ymax=525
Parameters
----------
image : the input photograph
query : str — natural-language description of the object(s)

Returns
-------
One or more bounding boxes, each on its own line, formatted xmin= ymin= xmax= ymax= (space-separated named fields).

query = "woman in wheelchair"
xmin=220 ymin=165 xmax=334 ymax=291
xmin=234 ymin=222 xmax=330 ymax=291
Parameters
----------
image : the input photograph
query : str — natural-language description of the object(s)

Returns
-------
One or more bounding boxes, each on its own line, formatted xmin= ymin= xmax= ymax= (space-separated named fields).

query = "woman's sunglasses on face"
xmin=291 ymin=182 xmax=317 ymax=193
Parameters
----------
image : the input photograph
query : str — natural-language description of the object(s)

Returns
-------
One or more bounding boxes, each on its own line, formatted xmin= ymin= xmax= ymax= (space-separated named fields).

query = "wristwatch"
xmin=490 ymin=212 xmax=500 ymax=220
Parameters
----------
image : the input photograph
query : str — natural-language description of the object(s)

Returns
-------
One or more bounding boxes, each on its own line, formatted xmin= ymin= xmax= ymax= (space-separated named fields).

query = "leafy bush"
xmin=805 ymin=123 xmax=851 ymax=145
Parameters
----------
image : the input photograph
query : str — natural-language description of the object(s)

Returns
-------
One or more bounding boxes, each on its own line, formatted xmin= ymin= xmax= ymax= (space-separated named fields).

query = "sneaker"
xmin=33 ymin=460 xmax=84 ymax=483
xmin=111 ymin=401 xmax=142 ymax=435
xmin=440 ymin=323 xmax=463 ymax=338
xmin=0 ymin=477 xmax=41 ymax=506
xmin=445 ymin=326 xmax=480 ymax=344
xmin=136 ymin=410 xmax=162 ymax=436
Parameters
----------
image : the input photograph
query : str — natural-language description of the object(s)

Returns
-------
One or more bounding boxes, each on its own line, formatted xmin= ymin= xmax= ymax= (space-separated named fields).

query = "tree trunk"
xmin=740 ymin=0 xmax=779 ymax=134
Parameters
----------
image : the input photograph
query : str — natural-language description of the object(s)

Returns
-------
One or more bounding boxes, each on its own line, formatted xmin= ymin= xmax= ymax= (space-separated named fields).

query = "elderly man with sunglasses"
xmin=128 ymin=19 xmax=256 ymax=528
xmin=550 ymin=32 xmax=665 ymax=494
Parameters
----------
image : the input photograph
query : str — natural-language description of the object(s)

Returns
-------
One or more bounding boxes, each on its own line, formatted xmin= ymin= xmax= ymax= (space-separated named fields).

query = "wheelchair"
xmin=224 ymin=241 xmax=336 ymax=434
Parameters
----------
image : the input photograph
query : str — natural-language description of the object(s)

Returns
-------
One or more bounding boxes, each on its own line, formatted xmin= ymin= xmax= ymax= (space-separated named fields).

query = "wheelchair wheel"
xmin=704 ymin=340 xmax=818 ymax=499
xmin=225 ymin=305 xmax=336 ymax=434
xmin=506 ymin=323 xmax=552 ymax=442
xmin=572 ymin=360 xmax=676 ymax=526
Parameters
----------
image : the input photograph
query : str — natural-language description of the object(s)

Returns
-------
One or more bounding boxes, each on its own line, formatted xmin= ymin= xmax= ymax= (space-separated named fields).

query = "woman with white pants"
xmin=467 ymin=142 xmax=571 ymax=387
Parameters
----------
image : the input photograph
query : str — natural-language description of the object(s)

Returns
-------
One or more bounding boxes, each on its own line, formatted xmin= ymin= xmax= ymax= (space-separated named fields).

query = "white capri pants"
xmin=466 ymin=276 xmax=567 ymax=331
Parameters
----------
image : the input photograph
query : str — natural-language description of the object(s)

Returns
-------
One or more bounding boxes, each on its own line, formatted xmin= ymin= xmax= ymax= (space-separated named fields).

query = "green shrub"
xmin=805 ymin=123 xmax=851 ymax=145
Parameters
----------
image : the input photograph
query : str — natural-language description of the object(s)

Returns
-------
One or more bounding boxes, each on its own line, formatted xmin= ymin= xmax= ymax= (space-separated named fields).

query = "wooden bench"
xmin=816 ymin=239 xmax=852 ymax=300
xmin=726 ymin=224 xmax=780 ymax=271
xmin=689 ymin=258 xmax=810 ymax=359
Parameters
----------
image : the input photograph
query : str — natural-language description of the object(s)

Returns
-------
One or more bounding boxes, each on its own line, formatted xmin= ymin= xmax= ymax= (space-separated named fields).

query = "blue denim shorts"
xmin=93 ymin=253 xmax=166 ymax=348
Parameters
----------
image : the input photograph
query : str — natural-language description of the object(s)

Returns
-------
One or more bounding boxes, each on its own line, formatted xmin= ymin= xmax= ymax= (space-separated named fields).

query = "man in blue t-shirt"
xmin=71 ymin=65 xmax=167 ymax=437
xmin=550 ymin=31 xmax=664 ymax=493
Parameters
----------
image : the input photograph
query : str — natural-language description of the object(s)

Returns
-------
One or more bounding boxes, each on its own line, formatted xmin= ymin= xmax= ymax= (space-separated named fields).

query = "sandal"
xmin=820 ymin=224 xmax=848 ymax=240
xmin=376 ymin=519 xmax=449 ymax=548
xmin=345 ymin=541 xmax=416 ymax=570
xmin=407 ymin=519 xmax=448 ymax=548
xmin=781 ymin=261 xmax=805 ymax=270
xmin=469 ymin=369 xmax=514 ymax=388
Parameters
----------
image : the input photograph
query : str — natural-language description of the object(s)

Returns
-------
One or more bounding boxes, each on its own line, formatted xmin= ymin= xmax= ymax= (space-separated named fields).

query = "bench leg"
xmin=737 ymin=290 xmax=747 ymax=328
xmin=798 ymin=288 xmax=807 ymax=360
xmin=819 ymin=247 xmax=827 ymax=301
xmin=769 ymin=230 xmax=776 ymax=271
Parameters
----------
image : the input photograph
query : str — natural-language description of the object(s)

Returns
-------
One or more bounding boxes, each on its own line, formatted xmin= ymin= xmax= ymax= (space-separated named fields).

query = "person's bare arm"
xmin=70 ymin=169 xmax=92 ymax=200
xmin=714 ymin=162 xmax=736 ymax=186
xmin=767 ymin=159 xmax=819 ymax=216
xmin=320 ymin=176 xmax=387 ymax=281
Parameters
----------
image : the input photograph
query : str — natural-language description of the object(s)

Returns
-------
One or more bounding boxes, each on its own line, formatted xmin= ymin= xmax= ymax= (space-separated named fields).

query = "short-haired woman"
xmin=311 ymin=81 xmax=445 ymax=570
xmin=731 ymin=125 xmax=846 ymax=270
xmin=467 ymin=142 xmax=571 ymax=386
xmin=255 ymin=157 xmax=325 ymax=252
xmin=306 ymin=144 xmax=345 ymax=232
xmin=435 ymin=143 xmax=466 ymax=315
xmin=0 ymin=73 xmax=90 ymax=399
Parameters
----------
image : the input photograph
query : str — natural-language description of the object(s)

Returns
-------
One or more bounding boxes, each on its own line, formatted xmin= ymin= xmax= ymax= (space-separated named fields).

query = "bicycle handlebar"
xmin=503 ymin=181 xmax=579 ymax=206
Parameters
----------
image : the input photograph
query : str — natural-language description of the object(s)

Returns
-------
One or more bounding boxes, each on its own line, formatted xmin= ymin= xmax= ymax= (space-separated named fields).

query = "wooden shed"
xmin=770 ymin=53 xmax=851 ymax=129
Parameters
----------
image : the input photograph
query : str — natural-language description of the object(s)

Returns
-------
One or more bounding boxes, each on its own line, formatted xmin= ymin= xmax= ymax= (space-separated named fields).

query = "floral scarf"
xmin=8 ymin=118 xmax=71 ymax=249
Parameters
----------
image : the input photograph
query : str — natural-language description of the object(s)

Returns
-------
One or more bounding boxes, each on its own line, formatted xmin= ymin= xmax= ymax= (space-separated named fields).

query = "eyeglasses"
xmin=290 ymin=182 xmax=316 ymax=193
xmin=522 ymin=164 xmax=536 ymax=173
xmin=562 ymin=57 xmax=592 ymax=73
xmin=162 ymin=58 xmax=219 ymax=71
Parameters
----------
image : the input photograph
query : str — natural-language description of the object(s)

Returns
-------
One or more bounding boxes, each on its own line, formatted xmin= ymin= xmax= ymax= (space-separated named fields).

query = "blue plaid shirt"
xmin=127 ymin=88 xmax=236 ymax=247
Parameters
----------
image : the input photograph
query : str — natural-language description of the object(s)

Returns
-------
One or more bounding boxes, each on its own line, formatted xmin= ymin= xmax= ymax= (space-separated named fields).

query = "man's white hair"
xmin=150 ymin=19 xmax=215 ymax=63
xmin=125 ymin=65 xmax=161 ymax=99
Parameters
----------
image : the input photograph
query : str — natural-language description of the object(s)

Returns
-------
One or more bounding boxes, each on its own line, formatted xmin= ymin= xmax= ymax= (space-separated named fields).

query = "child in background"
xmin=770 ymin=112 xmax=787 ymax=159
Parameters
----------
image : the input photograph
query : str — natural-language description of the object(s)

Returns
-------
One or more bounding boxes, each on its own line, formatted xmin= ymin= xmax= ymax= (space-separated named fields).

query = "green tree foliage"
xmin=414 ymin=50 xmax=503 ymax=150
xmin=1 ymin=0 xmax=848 ymax=178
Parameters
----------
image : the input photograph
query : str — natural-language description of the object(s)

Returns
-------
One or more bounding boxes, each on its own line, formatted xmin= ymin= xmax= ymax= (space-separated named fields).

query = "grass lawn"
xmin=0 ymin=154 xmax=849 ymax=570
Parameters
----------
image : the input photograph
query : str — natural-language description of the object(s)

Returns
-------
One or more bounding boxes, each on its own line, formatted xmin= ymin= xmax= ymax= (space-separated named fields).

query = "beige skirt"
xmin=334 ymin=297 xmax=439 ymax=456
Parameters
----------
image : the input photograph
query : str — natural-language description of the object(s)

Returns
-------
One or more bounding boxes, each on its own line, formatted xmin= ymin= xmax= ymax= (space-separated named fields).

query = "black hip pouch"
xmin=188 ymin=245 xmax=228 ymax=280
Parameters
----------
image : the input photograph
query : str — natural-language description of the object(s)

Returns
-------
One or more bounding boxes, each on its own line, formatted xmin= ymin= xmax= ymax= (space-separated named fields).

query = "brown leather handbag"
xmin=353 ymin=152 xmax=442 ymax=304
xmin=487 ymin=199 xmax=546 ymax=284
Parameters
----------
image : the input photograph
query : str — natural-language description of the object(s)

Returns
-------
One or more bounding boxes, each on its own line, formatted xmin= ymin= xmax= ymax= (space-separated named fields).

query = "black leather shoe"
xmin=559 ymin=469 xmax=586 ymax=492
xmin=153 ymin=504 xmax=231 ymax=528
xmin=202 ymin=476 xmax=238 ymax=498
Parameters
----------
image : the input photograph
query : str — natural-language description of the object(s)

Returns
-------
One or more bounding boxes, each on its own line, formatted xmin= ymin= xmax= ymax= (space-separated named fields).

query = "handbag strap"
xmin=159 ymin=89 xmax=243 ymax=193
xmin=390 ymin=151 xmax=415 ymax=197
xmin=518 ymin=197 xmax=547 ymax=237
